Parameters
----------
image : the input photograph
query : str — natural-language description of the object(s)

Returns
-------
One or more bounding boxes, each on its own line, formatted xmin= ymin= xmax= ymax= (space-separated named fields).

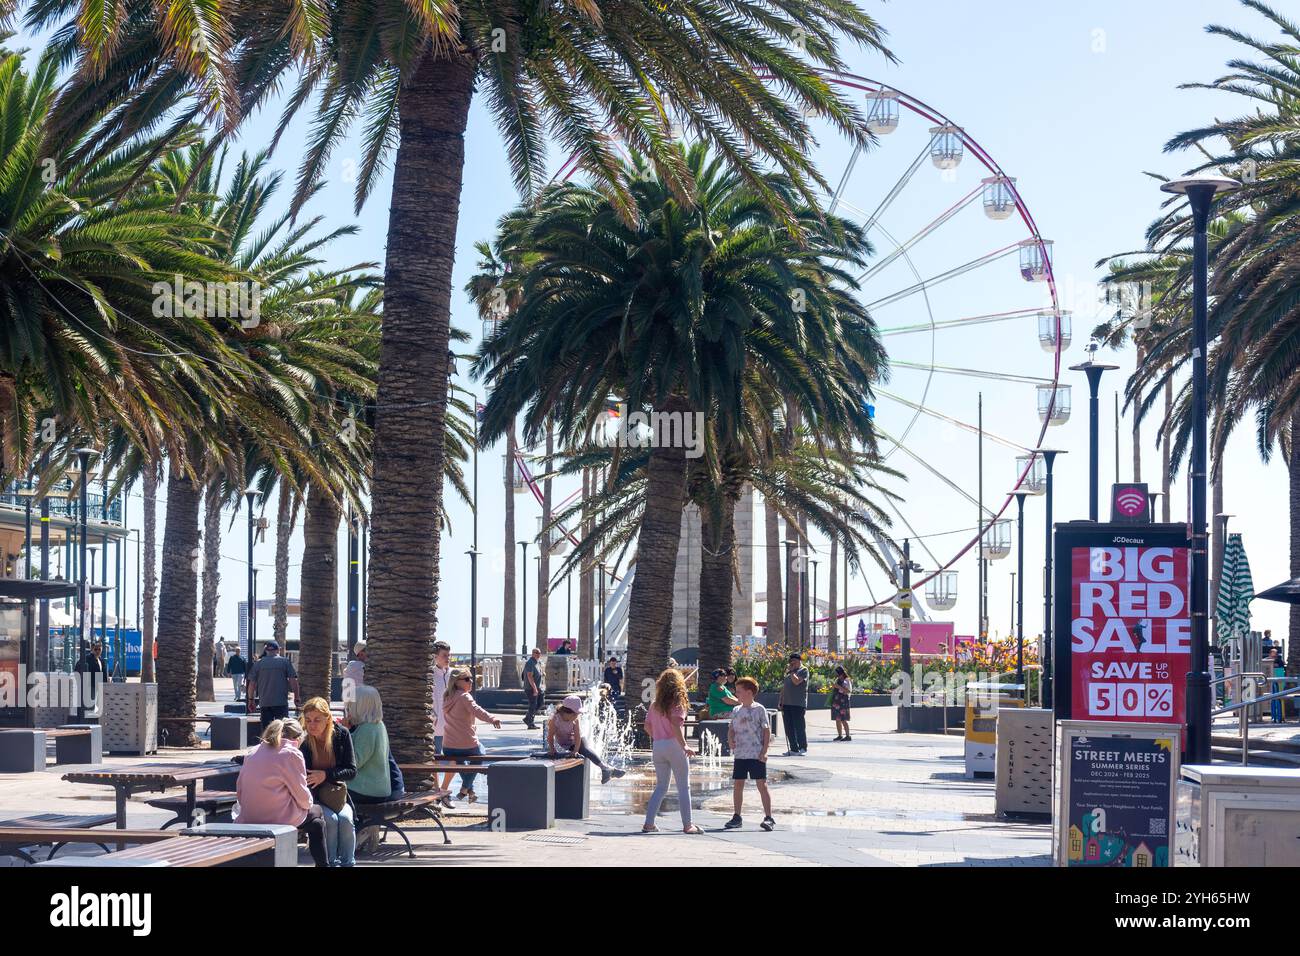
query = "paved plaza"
xmin=0 ymin=699 xmax=1053 ymax=867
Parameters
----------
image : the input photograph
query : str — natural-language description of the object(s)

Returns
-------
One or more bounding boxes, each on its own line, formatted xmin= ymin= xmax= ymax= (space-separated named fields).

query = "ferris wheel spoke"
xmin=889 ymin=360 xmax=1053 ymax=386
xmin=865 ymin=243 xmax=1021 ymax=310
xmin=875 ymin=389 xmax=1033 ymax=452
xmin=876 ymin=426 xmax=993 ymax=517
xmin=855 ymin=185 xmax=983 ymax=284
xmin=880 ymin=307 xmax=1042 ymax=337
xmin=831 ymin=135 xmax=934 ymax=229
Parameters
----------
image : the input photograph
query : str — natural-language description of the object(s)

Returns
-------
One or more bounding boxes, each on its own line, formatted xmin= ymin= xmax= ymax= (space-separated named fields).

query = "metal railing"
xmin=0 ymin=483 xmax=123 ymax=523
xmin=1211 ymin=672 xmax=1300 ymax=765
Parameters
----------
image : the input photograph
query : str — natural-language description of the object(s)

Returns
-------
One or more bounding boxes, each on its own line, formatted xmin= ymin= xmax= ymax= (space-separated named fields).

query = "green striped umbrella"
xmin=1215 ymin=533 xmax=1254 ymax=645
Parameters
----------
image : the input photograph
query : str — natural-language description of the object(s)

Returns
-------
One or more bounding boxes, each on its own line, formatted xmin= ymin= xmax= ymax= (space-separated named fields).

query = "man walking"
xmin=778 ymin=652 xmax=809 ymax=755
xmin=523 ymin=647 xmax=545 ymax=730
xmin=246 ymin=641 xmax=299 ymax=723
xmin=226 ymin=648 xmax=247 ymax=701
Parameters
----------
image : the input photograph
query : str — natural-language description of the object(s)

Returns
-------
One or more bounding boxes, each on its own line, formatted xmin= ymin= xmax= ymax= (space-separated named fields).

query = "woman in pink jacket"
xmin=236 ymin=718 xmax=329 ymax=866
xmin=441 ymin=667 xmax=502 ymax=804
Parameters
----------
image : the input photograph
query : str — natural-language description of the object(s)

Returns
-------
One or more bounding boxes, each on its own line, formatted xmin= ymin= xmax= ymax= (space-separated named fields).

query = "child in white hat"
xmin=547 ymin=693 xmax=626 ymax=784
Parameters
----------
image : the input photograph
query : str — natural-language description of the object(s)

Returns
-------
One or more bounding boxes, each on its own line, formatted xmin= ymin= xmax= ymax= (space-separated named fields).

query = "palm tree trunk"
xmin=365 ymin=53 xmax=476 ymax=773
xmin=298 ymin=482 xmax=340 ymax=703
xmin=536 ymin=425 xmax=553 ymax=648
xmin=499 ymin=428 xmax=521 ymax=689
xmin=196 ymin=479 xmax=220 ymax=702
xmin=698 ymin=502 xmax=737 ymax=680
xmin=828 ymin=536 xmax=838 ymax=653
xmin=764 ymin=498 xmax=784 ymax=644
xmin=272 ymin=486 xmax=297 ymax=645
xmin=1162 ymin=378 xmax=1173 ymax=522
xmin=1290 ymin=406 xmax=1300 ymax=679
xmin=140 ymin=461 xmax=158 ymax=683
xmin=578 ymin=467 xmax=594 ymax=657
xmin=156 ymin=472 xmax=201 ymax=743
xmin=626 ymin=395 xmax=691 ymax=706
xmin=0 ymin=374 xmax=17 ymax=480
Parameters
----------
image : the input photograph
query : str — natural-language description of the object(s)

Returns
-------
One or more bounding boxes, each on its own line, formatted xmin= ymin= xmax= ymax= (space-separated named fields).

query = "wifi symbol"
xmin=1115 ymin=490 xmax=1145 ymax=516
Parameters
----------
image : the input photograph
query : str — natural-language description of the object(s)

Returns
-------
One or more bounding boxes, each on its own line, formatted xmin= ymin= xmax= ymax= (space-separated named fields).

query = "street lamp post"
xmin=1069 ymin=349 xmax=1119 ymax=521
xmin=518 ymin=540 xmax=530 ymax=654
xmin=74 ymin=448 xmax=97 ymax=685
xmin=467 ymin=548 xmax=479 ymax=670
xmin=900 ymin=539 xmax=918 ymax=677
xmin=245 ymin=487 xmax=259 ymax=666
xmin=1161 ymin=174 xmax=1240 ymax=765
xmin=810 ymin=558 xmax=820 ymax=649
xmin=1035 ymin=448 xmax=1065 ymax=709
xmin=1010 ymin=490 xmax=1030 ymax=687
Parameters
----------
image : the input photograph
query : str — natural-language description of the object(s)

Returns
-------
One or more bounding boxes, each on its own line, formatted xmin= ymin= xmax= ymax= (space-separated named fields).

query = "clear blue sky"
xmin=20 ymin=0 xmax=1293 ymax=653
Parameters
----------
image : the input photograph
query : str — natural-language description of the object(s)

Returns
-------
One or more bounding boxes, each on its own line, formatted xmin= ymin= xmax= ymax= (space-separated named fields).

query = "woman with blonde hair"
xmin=300 ymin=696 xmax=358 ymax=866
xmin=441 ymin=667 xmax=501 ymax=804
xmin=641 ymin=669 xmax=702 ymax=834
xmin=235 ymin=718 xmax=329 ymax=867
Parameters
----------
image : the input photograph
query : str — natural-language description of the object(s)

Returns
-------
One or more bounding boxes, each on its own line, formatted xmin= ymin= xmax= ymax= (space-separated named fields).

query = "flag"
xmin=1215 ymin=533 xmax=1254 ymax=647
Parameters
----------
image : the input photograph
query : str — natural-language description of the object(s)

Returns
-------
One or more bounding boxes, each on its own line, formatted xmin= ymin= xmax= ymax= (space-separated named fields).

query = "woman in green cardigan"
xmin=345 ymin=685 xmax=392 ymax=806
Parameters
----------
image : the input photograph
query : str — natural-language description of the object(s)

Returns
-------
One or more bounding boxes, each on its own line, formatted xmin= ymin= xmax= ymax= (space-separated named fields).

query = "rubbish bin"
xmin=964 ymin=681 xmax=1023 ymax=779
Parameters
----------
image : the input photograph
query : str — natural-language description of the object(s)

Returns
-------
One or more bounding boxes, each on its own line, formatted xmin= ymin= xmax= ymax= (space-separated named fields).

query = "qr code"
xmin=1148 ymin=816 xmax=1167 ymax=836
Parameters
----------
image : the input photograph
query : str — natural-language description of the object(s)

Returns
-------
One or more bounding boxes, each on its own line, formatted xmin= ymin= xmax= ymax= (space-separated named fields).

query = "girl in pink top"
xmin=641 ymin=669 xmax=702 ymax=834
xmin=441 ymin=668 xmax=501 ymax=803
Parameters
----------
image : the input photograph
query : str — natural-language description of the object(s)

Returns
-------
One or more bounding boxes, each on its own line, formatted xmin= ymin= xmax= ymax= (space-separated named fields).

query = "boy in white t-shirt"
xmin=725 ymin=676 xmax=774 ymax=831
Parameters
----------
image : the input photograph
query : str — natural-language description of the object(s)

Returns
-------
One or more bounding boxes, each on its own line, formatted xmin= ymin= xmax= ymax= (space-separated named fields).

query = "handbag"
xmin=316 ymin=780 xmax=348 ymax=812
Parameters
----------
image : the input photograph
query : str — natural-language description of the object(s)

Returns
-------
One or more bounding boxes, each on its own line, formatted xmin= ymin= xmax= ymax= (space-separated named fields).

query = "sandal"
xmin=683 ymin=825 xmax=704 ymax=834
xmin=641 ymin=825 xmax=659 ymax=833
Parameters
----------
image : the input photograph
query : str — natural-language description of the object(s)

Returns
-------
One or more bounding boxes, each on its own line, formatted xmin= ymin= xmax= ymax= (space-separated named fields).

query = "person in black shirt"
xmin=603 ymin=656 xmax=624 ymax=698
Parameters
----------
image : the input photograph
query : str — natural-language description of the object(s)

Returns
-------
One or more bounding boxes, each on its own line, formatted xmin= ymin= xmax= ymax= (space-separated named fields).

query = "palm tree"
xmin=146 ymin=144 xmax=378 ymax=730
xmin=1105 ymin=0 xmax=1300 ymax=671
xmin=0 ymin=47 xmax=235 ymax=482
xmin=197 ymin=477 xmax=221 ymax=702
xmin=477 ymin=144 xmax=885 ymax=698
xmin=272 ymin=487 xmax=301 ymax=646
xmin=30 ymin=0 xmax=896 ymax=759
xmin=467 ymin=228 xmax=529 ymax=685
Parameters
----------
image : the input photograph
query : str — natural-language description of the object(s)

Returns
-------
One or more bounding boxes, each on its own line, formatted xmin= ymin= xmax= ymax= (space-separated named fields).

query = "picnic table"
xmin=62 ymin=760 xmax=242 ymax=835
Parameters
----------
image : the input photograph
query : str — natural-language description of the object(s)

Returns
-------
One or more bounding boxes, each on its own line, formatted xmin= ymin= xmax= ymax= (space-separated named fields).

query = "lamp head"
xmin=1159 ymin=176 xmax=1240 ymax=197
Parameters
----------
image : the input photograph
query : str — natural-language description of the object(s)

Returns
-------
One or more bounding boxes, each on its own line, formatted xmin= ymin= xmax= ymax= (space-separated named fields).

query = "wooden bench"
xmin=0 ymin=813 xmax=119 ymax=863
xmin=145 ymin=790 xmax=239 ymax=829
xmin=36 ymin=835 xmax=276 ymax=868
xmin=353 ymin=791 xmax=451 ymax=856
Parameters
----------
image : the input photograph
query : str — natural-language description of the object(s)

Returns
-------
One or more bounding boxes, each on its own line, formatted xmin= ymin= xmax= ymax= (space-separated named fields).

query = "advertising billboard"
xmin=1053 ymin=522 xmax=1193 ymax=746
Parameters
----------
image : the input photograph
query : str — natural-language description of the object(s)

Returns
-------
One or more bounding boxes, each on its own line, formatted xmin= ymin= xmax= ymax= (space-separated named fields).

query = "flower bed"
xmin=731 ymin=640 xmax=1041 ymax=698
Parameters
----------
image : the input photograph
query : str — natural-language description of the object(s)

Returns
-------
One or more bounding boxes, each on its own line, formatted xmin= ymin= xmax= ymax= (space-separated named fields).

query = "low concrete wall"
xmin=756 ymin=692 xmax=892 ymax=711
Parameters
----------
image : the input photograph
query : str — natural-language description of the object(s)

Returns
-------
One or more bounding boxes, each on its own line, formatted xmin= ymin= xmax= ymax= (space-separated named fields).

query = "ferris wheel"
xmin=801 ymin=72 xmax=1068 ymax=636
xmin=491 ymin=74 xmax=1070 ymax=642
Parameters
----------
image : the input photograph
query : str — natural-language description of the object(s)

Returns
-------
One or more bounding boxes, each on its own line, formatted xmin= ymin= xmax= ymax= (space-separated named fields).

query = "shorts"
xmin=434 ymin=735 xmax=444 ymax=755
xmin=732 ymin=758 xmax=767 ymax=781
